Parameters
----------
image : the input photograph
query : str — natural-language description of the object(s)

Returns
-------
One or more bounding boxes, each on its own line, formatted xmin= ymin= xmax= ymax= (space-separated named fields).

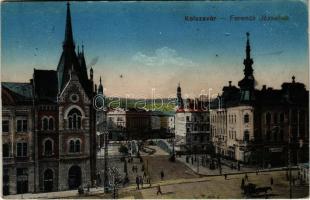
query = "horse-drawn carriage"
xmin=243 ymin=183 xmax=272 ymax=197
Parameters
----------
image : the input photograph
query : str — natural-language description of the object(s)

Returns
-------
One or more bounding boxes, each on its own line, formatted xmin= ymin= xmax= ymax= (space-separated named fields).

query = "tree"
xmin=119 ymin=145 xmax=128 ymax=155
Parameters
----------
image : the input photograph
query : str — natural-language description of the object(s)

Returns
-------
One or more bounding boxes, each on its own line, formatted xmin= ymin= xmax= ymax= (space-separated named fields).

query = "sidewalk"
xmin=177 ymin=155 xmax=298 ymax=176
xmin=5 ymin=187 xmax=105 ymax=199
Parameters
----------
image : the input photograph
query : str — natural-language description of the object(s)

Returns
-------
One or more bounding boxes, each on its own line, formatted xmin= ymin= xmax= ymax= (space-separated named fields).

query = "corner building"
xmin=2 ymin=3 xmax=97 ymax=194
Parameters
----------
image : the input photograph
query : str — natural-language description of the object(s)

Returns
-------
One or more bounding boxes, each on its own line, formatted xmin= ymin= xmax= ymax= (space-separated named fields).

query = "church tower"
xmin=238 ymin=32 xmax=255 ymax=102
xmin=177 ymin=83 xmax=184 ymax=109
xmin=56 ymin=2 xmax=96 ymax=190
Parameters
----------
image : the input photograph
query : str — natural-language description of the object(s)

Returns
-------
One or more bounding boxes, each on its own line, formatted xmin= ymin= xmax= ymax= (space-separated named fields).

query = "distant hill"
xmin=105 ymin=97 xmax=176 ymax=112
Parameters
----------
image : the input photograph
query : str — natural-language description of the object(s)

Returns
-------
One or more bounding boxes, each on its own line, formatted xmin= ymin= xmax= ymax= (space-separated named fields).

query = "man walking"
xmin=156 ymin=185 xmax=162 ymax=195
xmin=140 ymin=176 xmax=144 ymax=189
xmin=160 ymin=170 xmax=165 ymax=180
xmin=136 ymin=176 xmax=140 ymax=190
xmin=245 ymin=173 xmax=248 ymax=181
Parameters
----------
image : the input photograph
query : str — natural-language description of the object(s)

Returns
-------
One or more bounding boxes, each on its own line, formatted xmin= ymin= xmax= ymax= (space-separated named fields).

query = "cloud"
xmin=132 ymin=47 xmax=197 ymax=67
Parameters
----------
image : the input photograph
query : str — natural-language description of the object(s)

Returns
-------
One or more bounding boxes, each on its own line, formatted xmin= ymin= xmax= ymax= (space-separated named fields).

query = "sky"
xmin=1 ymin=1 xmax=309 ymax=98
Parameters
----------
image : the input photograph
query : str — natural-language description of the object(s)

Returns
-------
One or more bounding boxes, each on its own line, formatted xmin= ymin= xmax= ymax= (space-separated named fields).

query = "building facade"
xmin=175 ymin=84 xmax=211 ymax=153
xmin=2 ymin=3 xmax=98 ymax=195
xmin=2 ymin=83 xmax=35 ymax=195
xmin=210 ymin=33 xmax=309 ymax=166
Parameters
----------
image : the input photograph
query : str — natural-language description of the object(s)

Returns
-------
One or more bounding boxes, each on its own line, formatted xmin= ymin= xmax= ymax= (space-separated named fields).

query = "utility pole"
xmin=104 ymin=129 xmax=109 ymax=193
xmin=288 ymin=109 xmax=292 ymax=199
xmin=288 ymin=141 xmax=292 ymax=199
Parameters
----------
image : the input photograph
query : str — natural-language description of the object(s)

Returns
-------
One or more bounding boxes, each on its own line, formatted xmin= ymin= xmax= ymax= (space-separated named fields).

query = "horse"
xmin=255 ymin=186 xmax=272 ymax=194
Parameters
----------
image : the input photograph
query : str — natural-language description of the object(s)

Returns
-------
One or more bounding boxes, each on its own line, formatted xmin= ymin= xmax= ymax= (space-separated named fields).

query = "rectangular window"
xmin=186 ymin=116 xmax=190 ymax=122
xmin=17 ymin=143 xmax=27 ymax=157
xmin=3 ymin=144 xmax=10 ymax=157
xmin=16 ymin=119 xmax=28 ymax=132
xmin=2 ymin=120 xmax=9 ymax=133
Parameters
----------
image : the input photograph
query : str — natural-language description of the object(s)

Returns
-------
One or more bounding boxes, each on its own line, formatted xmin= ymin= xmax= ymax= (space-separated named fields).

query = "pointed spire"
xmin=90 ymin=67 xmax=93 ymax=80
xmin=246 ymin=32 xmax=251 ymax=59
xmin=63 ymin=1 xmax=75 ymax=49
xmin=242 ymin=32 xmax=254 ymax=77
xmin=98 ymin=76 xmax=103 ymax=94
xmin=82 ymin=43 xmax=84 ymax=54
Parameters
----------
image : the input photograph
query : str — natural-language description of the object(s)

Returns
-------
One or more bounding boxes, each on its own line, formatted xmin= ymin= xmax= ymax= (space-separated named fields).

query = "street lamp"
xmin=103 ymin=129 xmax=109 ymax=193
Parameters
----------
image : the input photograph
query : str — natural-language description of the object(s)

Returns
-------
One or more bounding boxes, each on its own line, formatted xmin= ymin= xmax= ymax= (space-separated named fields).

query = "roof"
xmin=2 ymin=82 xmax=33 ymax=105
xmin=2 ymin=82 xmax=33 ymax=99
xmin=33 ymin=69 xmax=58 ymax=102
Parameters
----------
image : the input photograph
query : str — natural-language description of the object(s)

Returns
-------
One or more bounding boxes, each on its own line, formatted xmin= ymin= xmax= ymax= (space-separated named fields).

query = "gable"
xmin=58 ymin=72 xmax=91 ymax=105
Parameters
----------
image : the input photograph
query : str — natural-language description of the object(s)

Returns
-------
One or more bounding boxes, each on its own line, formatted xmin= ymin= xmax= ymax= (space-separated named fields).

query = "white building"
xmin=210 ymin=105 xmax=254 ymax=162
xmin=174 ymin=90 xmax=210 ymax=152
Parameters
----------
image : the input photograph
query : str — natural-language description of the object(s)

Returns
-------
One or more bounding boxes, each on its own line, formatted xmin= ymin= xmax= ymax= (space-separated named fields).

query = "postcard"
xmin=1 ymin=0 xmax=309 ymax=199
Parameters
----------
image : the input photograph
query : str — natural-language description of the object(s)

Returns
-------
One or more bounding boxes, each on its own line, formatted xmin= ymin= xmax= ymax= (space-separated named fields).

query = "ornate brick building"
xmin=210 ymin=33 xmax=309 ymax=166
xmin=2 ymin=2 xmax=97 ymax=194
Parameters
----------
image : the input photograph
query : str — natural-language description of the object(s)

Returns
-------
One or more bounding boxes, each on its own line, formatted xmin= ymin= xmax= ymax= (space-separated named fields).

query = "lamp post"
xmin=103 ymin=129 xmax=109 ymax=193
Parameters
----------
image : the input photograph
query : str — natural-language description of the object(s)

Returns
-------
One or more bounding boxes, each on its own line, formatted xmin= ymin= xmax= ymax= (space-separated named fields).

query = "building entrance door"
xmin=68 ymin=165 xmax=82 ymax=189
xmin=44 ymin=169 xmax=53 ymax=192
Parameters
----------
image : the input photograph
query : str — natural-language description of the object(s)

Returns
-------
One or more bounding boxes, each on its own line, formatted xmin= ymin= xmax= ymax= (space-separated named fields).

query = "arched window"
xmin=266 ymin=113 xmax=271 ymax=124
xmin=75 ymin=140 xmax=80 ymax=152
xmin=43 ymin=118 xmax=48 ymax=130
xmin=69 ymin=140 xmax=75 ymax=153
xmin=42 ymin=117 xmax=54 ymax=131
xmin=44 ymin=139 xmax=53 ymax=156
xmin=69 ymin=139 xmax=81 ymax=153
xmin=48 ymin=118 xmax=54 ymax=130
xmin=244 ymin=114 xmax=250 ymax=123
xmin=68 ymin=109 xmax=82 ymax=130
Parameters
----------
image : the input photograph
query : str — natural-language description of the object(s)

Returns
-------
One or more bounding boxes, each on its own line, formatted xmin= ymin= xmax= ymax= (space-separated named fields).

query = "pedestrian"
xmin=149 ymin=176 xmax=152 ymax=187
xmin=241 ymin=178 xmax=245 ymax=189
xmin=87 ymin=183 xmax=90 ymax=192
xmin=224 ymin=174 xmax=227 ymax=180
xmin=156 ymin=185 xmax=162 ymax=195
xmin=160 ymin=170 xmax=165 ymax=180
xmin=286 ymin=171 xmax=289 ymax=181
xmin=245 ymin=173 xmax=248 ymax=181
xmin=143 ymin=171 xmax=147 ymax=178
xmin=270 ymin=177 xmax=273 ymax=185
xmin=136 ymin=176 xmax=140 ymax=190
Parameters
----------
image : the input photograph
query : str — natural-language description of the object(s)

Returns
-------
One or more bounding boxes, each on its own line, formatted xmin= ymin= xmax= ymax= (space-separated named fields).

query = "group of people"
xmin=132 ymin=165 xmax=139 ymax=173
xmin=136 ymin=175 xmax=151 ymax=189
